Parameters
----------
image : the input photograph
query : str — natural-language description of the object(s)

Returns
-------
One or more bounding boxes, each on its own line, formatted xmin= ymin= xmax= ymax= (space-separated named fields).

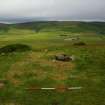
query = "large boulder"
xmin=55 ymin=54 xmax=73 ymax=62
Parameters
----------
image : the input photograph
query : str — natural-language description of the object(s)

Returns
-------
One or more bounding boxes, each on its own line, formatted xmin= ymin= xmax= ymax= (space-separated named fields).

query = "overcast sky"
xmin=0 ymin=0 xmax=105 ymax=23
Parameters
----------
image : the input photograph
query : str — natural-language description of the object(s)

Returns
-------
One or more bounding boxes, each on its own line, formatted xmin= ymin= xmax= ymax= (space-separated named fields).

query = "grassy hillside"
xmin=0 ymin=21 xmax=105 ymax=105
xmin=1 ymin=21 xmax=105 ymax=33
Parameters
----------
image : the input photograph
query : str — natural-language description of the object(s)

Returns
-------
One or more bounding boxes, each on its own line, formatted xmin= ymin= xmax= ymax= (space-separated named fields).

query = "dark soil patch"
xmin=0 ymin=44 xmax=31 ymax=54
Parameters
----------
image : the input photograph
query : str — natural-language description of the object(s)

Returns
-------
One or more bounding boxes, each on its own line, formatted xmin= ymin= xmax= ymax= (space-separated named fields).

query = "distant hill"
xmin=0 ymin=21 xmax=105 ymax=34
xmin=0 ymin=23 xmax=10 ymax=32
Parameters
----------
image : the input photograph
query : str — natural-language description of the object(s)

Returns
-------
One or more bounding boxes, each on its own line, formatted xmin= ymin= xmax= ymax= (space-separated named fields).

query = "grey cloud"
xmin=0 ymin=0 xmax=105 ymax=23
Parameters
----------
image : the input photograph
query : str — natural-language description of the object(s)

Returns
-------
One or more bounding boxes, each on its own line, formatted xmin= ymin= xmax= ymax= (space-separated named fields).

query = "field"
xmin=0 ymin=21 xmax=105 ymax=105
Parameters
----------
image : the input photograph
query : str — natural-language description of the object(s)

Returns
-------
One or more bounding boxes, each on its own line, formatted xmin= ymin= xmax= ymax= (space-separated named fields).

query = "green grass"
xmin=0 ymin=21 xmax=105 ymax=105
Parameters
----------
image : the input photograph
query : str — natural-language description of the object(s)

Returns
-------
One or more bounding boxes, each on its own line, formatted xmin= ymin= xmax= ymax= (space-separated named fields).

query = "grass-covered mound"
xmin=0 ymin=44 xmax=31 ymax=54
xmin=73 ymin=41 xmax=86 ymax=46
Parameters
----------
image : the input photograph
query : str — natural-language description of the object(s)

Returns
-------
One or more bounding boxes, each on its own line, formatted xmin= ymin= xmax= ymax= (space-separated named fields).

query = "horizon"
xmin=0 ymin=19 xmax=105 ymax=24
xmin=0 ymin=0 xmax=105 ymax=23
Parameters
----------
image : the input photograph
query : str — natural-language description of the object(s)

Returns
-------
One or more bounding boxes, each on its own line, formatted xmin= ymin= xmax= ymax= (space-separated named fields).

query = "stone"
xmin=55 ymin=54 xmax=73 ymax=62
xmin=0 ymin=83 xmax=5 ymax=89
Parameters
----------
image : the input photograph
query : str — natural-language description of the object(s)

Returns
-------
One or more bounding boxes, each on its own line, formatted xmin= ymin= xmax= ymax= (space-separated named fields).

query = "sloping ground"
xmin=0 ymin=21 xmax=105 ymax=105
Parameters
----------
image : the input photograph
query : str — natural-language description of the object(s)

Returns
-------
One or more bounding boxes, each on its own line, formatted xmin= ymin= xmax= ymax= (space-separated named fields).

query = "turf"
xmin=0 ymin=21 xmax=105 ymax=105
